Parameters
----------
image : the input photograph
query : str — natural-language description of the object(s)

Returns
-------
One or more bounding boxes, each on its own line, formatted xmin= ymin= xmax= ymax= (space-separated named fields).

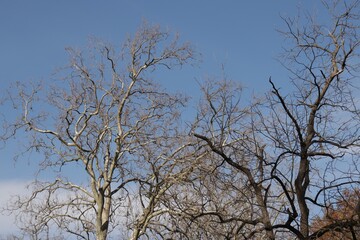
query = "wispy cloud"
xmin=0 ymin=179 xmax=30 ymax=236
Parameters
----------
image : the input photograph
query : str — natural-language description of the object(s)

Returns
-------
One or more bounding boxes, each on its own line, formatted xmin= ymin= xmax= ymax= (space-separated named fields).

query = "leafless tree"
xmin=1 ymin=23 xmax=198 ymax=240
xmin=193 ymin=1 xmax=360 ymax=239
xmin=192 ymin=79 xmax=277 ymax=239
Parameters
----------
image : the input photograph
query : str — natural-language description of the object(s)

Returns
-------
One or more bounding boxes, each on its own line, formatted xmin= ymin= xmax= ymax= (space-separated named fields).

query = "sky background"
xmin=0 ymin=0 xmax=325 ymax=236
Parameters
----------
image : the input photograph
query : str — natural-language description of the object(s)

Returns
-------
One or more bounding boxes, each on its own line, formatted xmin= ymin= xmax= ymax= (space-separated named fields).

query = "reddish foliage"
xmin=311 ymin=188 xmax=360 ymax=239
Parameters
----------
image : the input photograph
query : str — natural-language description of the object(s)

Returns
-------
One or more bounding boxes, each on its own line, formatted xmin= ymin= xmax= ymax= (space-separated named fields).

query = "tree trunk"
xmin=295 ymin=157 xmax=310 ymax=237
xmin=95 ymin=189 xmax=111 ymax=240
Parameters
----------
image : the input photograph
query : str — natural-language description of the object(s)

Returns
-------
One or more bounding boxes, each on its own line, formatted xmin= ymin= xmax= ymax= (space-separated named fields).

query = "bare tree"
xmin=192 ymin=79 xmax=277 ymax=239
xmin=193 ymin=1 xmax=360 ymax=239
xmin=1 ymin=23 xmax=197 ymax=240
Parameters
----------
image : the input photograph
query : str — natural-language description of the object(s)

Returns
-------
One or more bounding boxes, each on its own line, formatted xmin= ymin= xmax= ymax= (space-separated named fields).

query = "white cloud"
xmin=0 ymin=179 xmax=30 ymax=236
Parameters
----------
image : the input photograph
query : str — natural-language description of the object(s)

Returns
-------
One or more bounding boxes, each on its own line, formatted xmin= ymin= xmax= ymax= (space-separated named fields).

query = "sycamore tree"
xmin=1 ymin=23 xmax=199 ymax=240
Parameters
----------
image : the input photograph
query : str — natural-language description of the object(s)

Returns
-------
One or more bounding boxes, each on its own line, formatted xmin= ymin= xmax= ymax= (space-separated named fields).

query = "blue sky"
xmin=0 ymin=1 xmax=322 ymax=90
xmin=0 ymin=1 xmax=328 ymax=180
